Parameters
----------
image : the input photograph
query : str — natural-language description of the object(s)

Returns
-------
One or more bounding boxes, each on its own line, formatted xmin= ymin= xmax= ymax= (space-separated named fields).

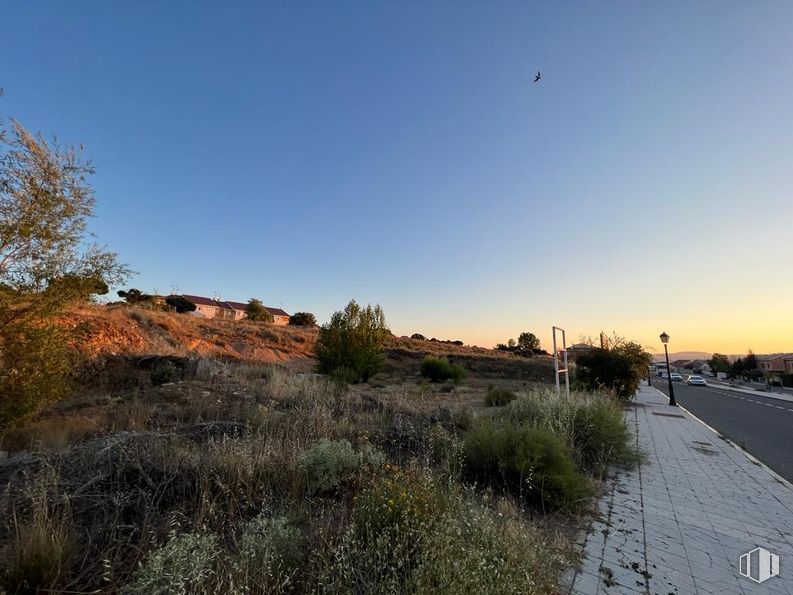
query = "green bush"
xmin=463 ymin=423 xmax=592 ymax=512
xmin=485 ymin=386 xmax=516 ymax=407
xmin=288 ymin=312 xmax=317 ymax=327
xmin=503 ymin=389 xmax=638 ymax=475
xmin=317 ymin=475 xmax=566 ymax=595
xmin=0 ymin=323 xmax=74 ymax=426
xmin=124 ymin=533 xmax=221 ymax=595
xmin=233 ymin=514 xmax=305 ymax=591
xmin=315 ymin=300 xmax=389 ymax=383
xmin=419 ymin=357 xmax=465 ymax=384
xmin=575 ymin=342 xmax=651 ymax=400
xmin=245 ymin=298 xmax=274 ymax=323
xmin=298 ymin=439 xmax=384 ymax=495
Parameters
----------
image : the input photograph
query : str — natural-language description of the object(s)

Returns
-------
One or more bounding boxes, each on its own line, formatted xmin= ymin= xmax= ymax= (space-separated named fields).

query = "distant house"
xmin=757 ymin=354 xmax=793 ymax=382
xmin=566 ymin=343 xmax=596 ymax=362
xmin=179 ymin=295 xmax=290 ymax=325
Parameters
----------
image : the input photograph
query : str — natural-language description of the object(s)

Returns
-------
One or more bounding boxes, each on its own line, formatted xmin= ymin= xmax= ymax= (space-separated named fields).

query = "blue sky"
xmin=3 ymin=1 xmax=792 ymax=352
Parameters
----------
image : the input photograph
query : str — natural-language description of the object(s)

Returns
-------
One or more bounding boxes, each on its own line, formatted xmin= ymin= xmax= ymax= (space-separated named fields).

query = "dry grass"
xmin=0 ymin=360 xmax=598 ymax=593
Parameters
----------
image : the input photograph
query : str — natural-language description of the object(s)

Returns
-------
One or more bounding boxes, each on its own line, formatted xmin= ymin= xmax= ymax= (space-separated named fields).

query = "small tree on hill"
xmin=289 ymin=312 xmax=317 ymax=327
xmin=315 ymin=300 xmax=389 ymax=383
xmin=165 ymin=295 xmax=197 ymax=314
xmin=245 ymin=298 xmax=273 ymax=322
xmin=517 ymin=332 xmax=541 ymax=352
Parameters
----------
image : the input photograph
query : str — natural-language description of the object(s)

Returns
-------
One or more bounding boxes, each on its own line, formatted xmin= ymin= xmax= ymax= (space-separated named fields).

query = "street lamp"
xmin=659 ymin=332 xmax=677 ymax=406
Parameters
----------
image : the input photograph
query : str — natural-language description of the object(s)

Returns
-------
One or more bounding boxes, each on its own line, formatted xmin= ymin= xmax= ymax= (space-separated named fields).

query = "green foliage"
xmin=233 ymin=514 xmax=305 ymax=591
xmin=0 ymin=116 xmax=128 ymax=424
xmin=419 ymin=357 xmax=465 ymax=384
xmin=117 ymin=288 xmax=149 ymax=305
xmin=318 ymin=473 xmax=567 ymax=595
xmin=150 ymin=360 xmax=178 ymax=386
xmin=410 ymin=333 xmax=426 ymax=340
xmin=708 ymin=353 xmax=731 ymax=375
xmin=124 ymin=533 xmax=221 ymax=595
xmin=463 ymin=423 xmax=593 ymax=512
xmin=298 ymin=439 xmax=384 ymax=495
xmin=0 ymin=322 xmax=73 ymax=425
xmin=517 ymin=332 xmax=541 ymax=351
xmin=485 ymin=386 xmax=517 ymax=407
xmin=315 ymin=300 xmax=389 ymax=383
xmin=165 ymin=295 xmax=196 ymax=314
xmin=245 ymin=298 xmax=273 ymax=323
xmin=503 ymin=389 xmax=638 ymax=475
xmin=288 ymin=312 xmax=316 ymax=327
xmin=575 ymin=341 xmax=652 ymax=400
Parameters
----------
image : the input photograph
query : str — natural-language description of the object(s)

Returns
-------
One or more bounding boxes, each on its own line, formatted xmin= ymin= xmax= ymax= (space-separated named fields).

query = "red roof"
xmin=181 ymin=295 xmax=288 ymax=317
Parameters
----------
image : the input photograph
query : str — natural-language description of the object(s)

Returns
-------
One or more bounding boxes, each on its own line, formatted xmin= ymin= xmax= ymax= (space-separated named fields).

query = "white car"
xmin=687 ymin=375 xmax=708 ymax=386
xmin=670 ymin=373 xmax=683 ymax=382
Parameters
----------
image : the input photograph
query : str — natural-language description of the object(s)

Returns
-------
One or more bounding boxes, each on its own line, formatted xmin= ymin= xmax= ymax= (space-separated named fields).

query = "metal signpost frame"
xmin=552 ymin=326 xmax=570 ymax=398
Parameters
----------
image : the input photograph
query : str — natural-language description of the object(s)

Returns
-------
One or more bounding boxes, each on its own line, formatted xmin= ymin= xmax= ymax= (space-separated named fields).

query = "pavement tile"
xmin=571 ymin=385 xmax=793 ymax=594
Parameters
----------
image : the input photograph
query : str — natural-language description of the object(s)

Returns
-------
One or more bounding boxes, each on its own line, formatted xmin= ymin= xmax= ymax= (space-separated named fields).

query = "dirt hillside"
xmin=64 ymin=305 xmax=553 ymax=381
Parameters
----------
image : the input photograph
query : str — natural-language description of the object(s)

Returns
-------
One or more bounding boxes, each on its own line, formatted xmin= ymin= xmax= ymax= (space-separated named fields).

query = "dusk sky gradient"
xmin=3 ymin=1 xmax=792 ymax=353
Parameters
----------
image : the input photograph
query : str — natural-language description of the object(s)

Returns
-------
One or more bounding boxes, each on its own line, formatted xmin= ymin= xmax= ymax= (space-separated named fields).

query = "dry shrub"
xmin=2 ymin=472 xmax=74 ymax=593
xmin=1 ymin=415 xmax=103 ymax=453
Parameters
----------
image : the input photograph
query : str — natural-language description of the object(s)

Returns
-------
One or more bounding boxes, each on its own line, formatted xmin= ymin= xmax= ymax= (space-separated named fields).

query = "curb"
xmin=648 ymin=387 xmax=793 ymax=492
xmin=708 ymin=382 xmax=793 ymax=404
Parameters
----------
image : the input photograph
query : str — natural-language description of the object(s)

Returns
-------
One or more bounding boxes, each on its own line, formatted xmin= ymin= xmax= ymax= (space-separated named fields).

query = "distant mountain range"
xmin=651 ymin=351 xmax=746 ymax=363
xmin=652 ymin=351 xmax=711 ymax=362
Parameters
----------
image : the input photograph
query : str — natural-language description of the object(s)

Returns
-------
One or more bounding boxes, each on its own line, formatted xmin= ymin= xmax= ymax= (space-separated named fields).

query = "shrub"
xmin=485 ymin=386 xmax=516 ymax=407
xmin=463 ymin=423 xmax=592 ymax=512
xmin=165 ymin=295 xmax=196 ymax=313
xmin=288 ymin=312 xmax=317 ymax=327
xmin=419 ymin=357 xmax=465 ymax=384
xmin=124 ymin=533 xmax=221 ymax=595
xmin=315 ymin=300 xmax=389 ymax=383
xmin=150 ymin=359 xmax=178 ymax=386
xmin=298 ymin=439 xmax=384 ymax=495
xmin=503 ymin=389 xmax=638 ymax=475
xmin=410 ymin=333 xmax=426 ymax=340
xmin=245 ymin=298 xmax=274 ymax=323
xmin=575 ymin=342 xmax=651 ymax=400
xmin=232 ymin=514 xmax=305 ymax=592
xmin=0 ymin=323 xmax=74 ymax=426
xmin=3 ymin=492 xmax=73 ymax=594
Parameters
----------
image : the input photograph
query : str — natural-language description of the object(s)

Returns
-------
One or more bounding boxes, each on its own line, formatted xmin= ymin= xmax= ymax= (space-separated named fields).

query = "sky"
xmin=2 ymin=1 xmax=792 ymax=354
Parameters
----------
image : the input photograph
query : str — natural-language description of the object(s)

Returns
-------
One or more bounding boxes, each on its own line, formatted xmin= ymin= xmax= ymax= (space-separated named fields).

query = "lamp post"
xmin=659 ymin=332 xmax=677 ymax=406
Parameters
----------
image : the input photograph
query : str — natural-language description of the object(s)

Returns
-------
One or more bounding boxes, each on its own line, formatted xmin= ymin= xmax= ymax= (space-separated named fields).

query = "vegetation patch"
xmin=419 ymin=356 xmax=465 ymax=384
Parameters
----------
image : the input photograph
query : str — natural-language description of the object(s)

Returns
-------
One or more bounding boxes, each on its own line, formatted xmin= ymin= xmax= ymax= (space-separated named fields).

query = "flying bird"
xmin=533 ymin=70 xmax=541 ymax=83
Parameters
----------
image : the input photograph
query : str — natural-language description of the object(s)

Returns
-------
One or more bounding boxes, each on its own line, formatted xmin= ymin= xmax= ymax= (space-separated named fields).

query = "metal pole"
xmin=563 ymin=329 xmax=570 ymax=398
xmin=664 ymin=343 xmax=677 ymax=406
xmin=553 ymin=327 xmax=560 ymax=396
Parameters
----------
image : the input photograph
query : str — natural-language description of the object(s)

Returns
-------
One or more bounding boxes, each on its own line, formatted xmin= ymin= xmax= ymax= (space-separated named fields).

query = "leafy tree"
xmin=731 ymin=357 xmax=745 ymax=378
xmin=708 ymin=353 xmax=731 ymax=375
xmin=315 ymin=300 xmax=389 ymax=383
xmin=507 ymin=338 xmax=516 ymax=349
xmin=165 ymin=295 xmax=197 ymax=314
xmin=0 ymin=112 xmax=129 ymax=424
xmin=575 ymin=340 xmax=652 ymax=400
xmin=118 ymin=288 xmax=148 ymax=304
xmin=289 ymin=312 xmax=317 ymax=327
xmin=410 ymin=333 xmax=427 ymax=341
xmin=517 ymin=332 xmax=540 ymax=352
xmin=245 ymin=298 xmax=273 ymax=322
xmin=744 ymin=350 xmax=758 ymax=371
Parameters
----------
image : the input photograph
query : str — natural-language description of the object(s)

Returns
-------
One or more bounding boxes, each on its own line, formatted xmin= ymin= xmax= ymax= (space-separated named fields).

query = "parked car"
xmin=687 ymin=375 xmax=708 ymax=386
xmin=670 ymin=373 xmax=683 ymax=382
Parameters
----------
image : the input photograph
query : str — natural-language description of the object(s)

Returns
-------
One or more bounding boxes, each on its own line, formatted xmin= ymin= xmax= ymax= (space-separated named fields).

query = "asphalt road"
xmin=651 ymin=379 xmax=793 ymax=483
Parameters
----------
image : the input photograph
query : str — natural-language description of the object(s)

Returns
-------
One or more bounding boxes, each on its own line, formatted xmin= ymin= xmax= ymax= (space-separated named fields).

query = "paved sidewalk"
xmin=568 ymin=385 xmax=793 ymax=594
